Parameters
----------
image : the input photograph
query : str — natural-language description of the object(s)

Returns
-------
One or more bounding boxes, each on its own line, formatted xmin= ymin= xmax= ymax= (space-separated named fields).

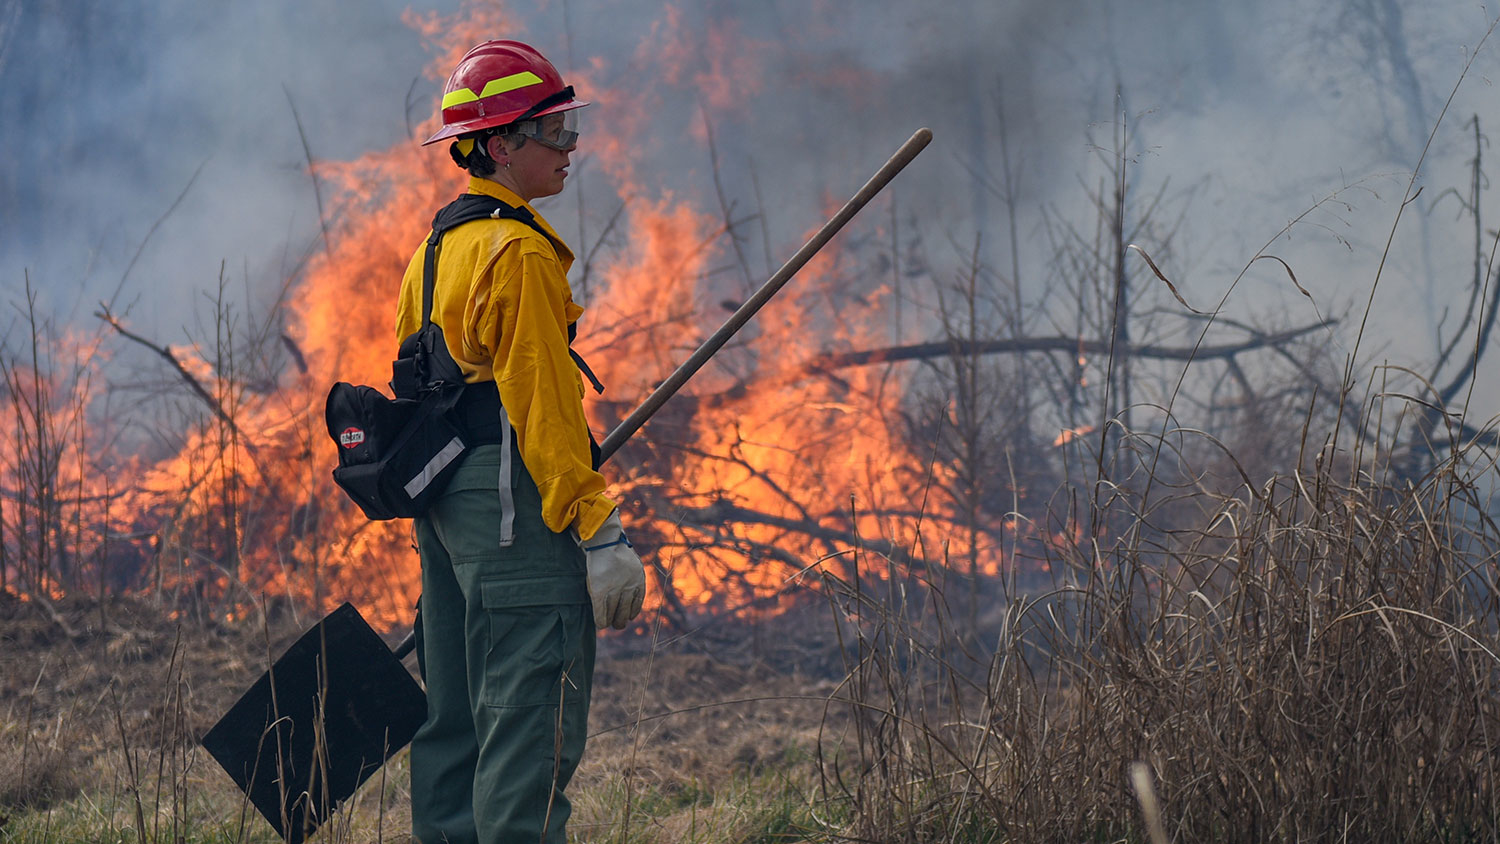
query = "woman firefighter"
xmin=395 ymin=39 xmax=646 ymax=843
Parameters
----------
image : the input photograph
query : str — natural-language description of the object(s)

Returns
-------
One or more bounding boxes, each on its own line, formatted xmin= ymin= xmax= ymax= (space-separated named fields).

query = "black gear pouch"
xmin=325 ymin=380 xmax=469 ymax=520
xmin=324 ymin=193 xmax=592 ymax=520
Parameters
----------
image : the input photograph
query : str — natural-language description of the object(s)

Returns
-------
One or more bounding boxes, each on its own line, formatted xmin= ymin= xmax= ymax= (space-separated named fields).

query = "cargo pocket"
xmin=479 ymin=575 xmax=589 ymax=708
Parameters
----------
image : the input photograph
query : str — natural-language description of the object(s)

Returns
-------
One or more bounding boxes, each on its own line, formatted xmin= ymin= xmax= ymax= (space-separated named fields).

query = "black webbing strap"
xmin=420 ymin=195 xmax=546 ymax=334
xmin=568 ymin=323 xmax=604 ymax=394
xmin=420 ymin=193 xmax=604 ymax=395
xmin=517 ymin=86 xmax=576 ymax=122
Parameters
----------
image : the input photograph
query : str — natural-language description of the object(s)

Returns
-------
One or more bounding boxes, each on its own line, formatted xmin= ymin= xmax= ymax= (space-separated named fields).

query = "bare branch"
xmin=808 ymin=322 xmax=1336 ymax=371
xmin=94 ymin=305 xmax=255 ymax=454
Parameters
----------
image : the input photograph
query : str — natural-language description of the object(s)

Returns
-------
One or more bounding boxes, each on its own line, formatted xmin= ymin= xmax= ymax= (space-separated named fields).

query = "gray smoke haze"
xmin=3 ymin=0 xmax=1499 ymax=411
xmin=0 ymin=0 xmax=444 ymax=329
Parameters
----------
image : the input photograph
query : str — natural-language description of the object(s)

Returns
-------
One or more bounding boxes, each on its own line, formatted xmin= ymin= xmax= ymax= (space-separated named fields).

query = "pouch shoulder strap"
xmin=418 ymin=193 xmax=605 ymax=394
xmin=430 ymin=194 xmax=546 ymax=240
xmin=420 ymin=195 xmax=550 ymax=329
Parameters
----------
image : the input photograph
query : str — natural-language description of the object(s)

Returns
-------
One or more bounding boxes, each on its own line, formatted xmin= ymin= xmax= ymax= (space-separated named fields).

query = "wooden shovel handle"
xmin=596 ymin=127 xmax=934 ymax=462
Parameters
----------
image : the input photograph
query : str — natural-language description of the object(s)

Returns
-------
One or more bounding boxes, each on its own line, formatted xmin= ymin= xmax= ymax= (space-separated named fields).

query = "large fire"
xmin=0 ymin=1 xmax=1000 ymax=630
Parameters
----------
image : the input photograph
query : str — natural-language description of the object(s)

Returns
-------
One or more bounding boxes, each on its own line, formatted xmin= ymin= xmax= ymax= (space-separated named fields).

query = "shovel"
xmin=201 ymin=603 xmax=424 ymax=844
xmin=202 ymin=127 xmax=932 ymax=842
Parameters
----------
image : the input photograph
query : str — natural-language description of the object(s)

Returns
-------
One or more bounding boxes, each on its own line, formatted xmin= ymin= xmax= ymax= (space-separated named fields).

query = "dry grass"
xmin=5 ymin=424 xmax=1500 ymax=844
xmin=0 ymin=595 xmax=305 ymax=843
xmin=574 ymin=650 xmax=832 ymax=843
xmin=0 ymin=595 xmax=832 ymax=843
xmin=813 ymin=423 xmax=1500 ymax=843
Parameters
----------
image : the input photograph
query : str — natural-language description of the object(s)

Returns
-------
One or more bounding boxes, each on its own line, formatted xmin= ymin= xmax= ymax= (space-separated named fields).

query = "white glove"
xmin=573 ymin=510 xmax=646 ymax=630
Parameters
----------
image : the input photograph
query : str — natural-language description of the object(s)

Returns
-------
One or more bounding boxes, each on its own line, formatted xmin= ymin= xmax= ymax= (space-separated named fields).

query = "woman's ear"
xmin=485 ymin=135 xmax=510 ymax=167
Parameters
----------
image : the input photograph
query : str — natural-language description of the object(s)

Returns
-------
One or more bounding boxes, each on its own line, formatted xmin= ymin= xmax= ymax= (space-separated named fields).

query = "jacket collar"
xmin=465 ymin=177 xmax=573 ymax=265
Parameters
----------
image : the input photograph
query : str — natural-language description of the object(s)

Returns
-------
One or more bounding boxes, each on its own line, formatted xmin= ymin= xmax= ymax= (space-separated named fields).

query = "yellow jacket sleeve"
xmin=485 ymin=242 xmax=616 ymax=540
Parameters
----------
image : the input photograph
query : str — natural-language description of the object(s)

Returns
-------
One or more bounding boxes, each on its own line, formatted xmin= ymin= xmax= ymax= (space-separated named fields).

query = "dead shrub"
xmin=0 ymin=726 xmax=83 ymax=811
xmin=817 ymin=423 xmax=1500 ymax=843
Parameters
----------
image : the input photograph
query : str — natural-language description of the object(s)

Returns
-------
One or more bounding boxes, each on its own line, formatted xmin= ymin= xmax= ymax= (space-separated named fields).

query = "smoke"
xmin=0 ymin=0 xmax=444 ymax=330
xmin=3 ymin=0 xmax=1498 ymax=406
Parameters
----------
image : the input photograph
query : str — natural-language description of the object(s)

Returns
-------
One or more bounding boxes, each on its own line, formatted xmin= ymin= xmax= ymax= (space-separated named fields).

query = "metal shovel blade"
xmin=201 ymin=603 xmax=426 ymax=844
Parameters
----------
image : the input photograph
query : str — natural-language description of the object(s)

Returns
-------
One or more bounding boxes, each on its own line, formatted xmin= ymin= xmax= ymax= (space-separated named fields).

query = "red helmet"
xmin=422 ymin=40 xmax=588 ymax=146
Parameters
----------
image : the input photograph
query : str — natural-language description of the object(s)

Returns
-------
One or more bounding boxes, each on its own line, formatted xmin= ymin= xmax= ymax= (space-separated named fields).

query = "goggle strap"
xmin=517 ymin=86 xmax=575 ymax=122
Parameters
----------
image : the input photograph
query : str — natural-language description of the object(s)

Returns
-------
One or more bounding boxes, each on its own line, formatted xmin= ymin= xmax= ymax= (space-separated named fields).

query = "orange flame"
xmin=0 ymin=1 xmax=1021 ymax=629
xmin=1053 ymin=425 xmax=1095 ymax=447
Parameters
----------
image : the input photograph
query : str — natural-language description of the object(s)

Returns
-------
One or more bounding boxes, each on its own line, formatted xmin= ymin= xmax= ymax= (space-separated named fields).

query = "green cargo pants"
xmin=409 ymin=443 xmax=596 ymax=844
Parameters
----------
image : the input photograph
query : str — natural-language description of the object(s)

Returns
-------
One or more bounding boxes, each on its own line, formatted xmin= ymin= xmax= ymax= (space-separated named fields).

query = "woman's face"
xmin=489 ymin=113 xmax=576 ymax=201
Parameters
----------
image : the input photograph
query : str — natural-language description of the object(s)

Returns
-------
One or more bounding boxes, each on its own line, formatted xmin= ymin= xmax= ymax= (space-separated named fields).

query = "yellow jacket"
xmin=394 ymin=177 xmax=615 ymax=541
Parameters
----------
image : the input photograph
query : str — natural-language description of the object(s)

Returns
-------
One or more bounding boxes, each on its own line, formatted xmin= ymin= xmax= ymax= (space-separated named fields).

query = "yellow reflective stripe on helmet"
xmin=480 ymin=71 xmax=544 ymax=98
xmin=442 ymin=88 xmax=479 ymax=109
xmin=441 ymin=71 xmax=546 ymax=110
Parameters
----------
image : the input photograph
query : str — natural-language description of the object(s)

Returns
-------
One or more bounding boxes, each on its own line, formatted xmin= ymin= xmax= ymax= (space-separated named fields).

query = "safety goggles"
xmin=506 ymin=109 xmax=580 ymax=151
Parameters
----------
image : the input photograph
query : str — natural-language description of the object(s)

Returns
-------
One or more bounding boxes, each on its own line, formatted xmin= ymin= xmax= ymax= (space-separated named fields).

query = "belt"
xmin=454 ymin=383 xmax=506 ymax=444
xmin=453 ymin=381 xmax=601 ymax=470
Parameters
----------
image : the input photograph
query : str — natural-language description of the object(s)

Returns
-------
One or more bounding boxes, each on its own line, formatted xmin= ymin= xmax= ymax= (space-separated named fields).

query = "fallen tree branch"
xmin=670 ymin=498 xmax=936 ymax=573
xmin=22 ymin=588 xmax=78 ymax=639
xmin=808 ymin=321 xmax=1336 ymax=370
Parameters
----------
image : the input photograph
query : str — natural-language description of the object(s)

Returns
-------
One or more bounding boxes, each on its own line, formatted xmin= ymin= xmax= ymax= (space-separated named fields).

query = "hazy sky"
xmin=3 ymin=0 xmax=1499 ymax=414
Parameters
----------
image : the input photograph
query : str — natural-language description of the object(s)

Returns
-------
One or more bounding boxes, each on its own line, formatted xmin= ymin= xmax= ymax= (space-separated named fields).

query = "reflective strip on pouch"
xmin=497 ymin=405 xmax=517 ymax=547
xmin=441 ymin=71 xmax=545 ymax=109
xmin=404 ymin=437 xmax=466 ymax=499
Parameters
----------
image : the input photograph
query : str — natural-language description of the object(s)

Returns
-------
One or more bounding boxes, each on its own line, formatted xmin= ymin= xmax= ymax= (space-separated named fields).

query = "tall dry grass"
xmin=815 ymin=416 xmax=1500 ymax=842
